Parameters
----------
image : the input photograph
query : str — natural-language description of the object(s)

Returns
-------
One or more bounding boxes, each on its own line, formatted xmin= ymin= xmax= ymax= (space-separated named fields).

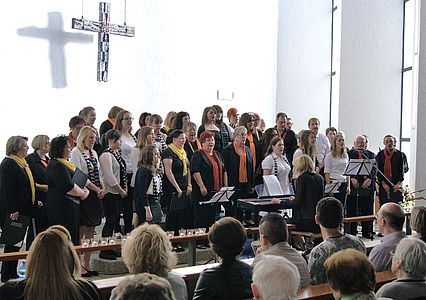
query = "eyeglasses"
xmin=123 ymin=117 xmax=134 ymax=121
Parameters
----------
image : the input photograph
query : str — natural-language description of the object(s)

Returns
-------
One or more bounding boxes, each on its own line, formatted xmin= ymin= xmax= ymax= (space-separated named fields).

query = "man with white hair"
xmin=251 ymin=255 xmax=300 ymax=300
xmin=376 ymin=238 xmax=426 ymax=299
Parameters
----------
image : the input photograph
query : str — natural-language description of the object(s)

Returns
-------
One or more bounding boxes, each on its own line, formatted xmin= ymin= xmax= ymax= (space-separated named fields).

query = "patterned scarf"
xmin=81 ymin=149 xmax=101 ymax=187
xmin=10 ymin=155 xmax=35 ymax=203
xmin=108 ymin=148 xmax=127 ymax=188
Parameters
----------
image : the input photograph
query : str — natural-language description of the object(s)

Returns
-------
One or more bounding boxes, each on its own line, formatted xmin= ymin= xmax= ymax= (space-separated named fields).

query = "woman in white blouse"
xmin=114 ymin=110 xmax=137 ymax=234
xmin=99 ymin=129 xmax=127 ymax=260
xmin=324 ymin=132 xmax=350 ymax=204
xmin=262 ymin=136 xmax=292 ymax=195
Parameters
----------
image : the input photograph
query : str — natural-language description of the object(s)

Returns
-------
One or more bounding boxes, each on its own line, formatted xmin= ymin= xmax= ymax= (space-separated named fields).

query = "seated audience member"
xmin=252 ymin=255 xmax=300 ymax=300
xmin=410 ymin=206 xmax=426 ymax=242
xmin=193 ymin=217 xmax=253 ymax=300
xmin=376 ymin=238 xmax=426 ymax=299
xmin=110 ymin=223 xmax=187 ymax=300
xmin=253 ymin=213 xmax=310 ymax=287
xmin=325 ymin=249 xmax=376 ymax=300
xmin=115 ymin=273 xmax=175 ymax=300
xmin=0 ymin=226 xmax=100 ymax=300
xmin=368 ymin=202 xmax=406 ymax=272
xmin=309 ymin=197 xmax=366 ymax=285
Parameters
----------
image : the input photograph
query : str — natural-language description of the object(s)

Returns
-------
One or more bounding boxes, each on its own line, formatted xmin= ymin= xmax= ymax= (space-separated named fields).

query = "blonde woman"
xmin=161 ymin=111 xmax=177 ymax=135
xmin=110 ymin=224 xmax=188 ymax=300
xmin=0 ymin=226 xmax=100 ymax=299
xmin=324 ymin=132 xmax=350 ymax=205
xmin=70 ymin=126 xmax=105 ymax=276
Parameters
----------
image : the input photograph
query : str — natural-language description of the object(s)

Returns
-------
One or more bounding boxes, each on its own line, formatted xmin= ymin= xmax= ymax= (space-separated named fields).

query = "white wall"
xmin=339 ymin=0 xmax=403 ymax=153
xmin=0 ymin=0 xmax=278 ymax=150
xmin=276 ymin=0 xmax=332 ymax=133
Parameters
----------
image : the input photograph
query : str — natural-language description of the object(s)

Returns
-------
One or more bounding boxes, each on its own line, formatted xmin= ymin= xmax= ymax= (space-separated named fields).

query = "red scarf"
xmin=384 ymin=149 xmax=395 ymax=179
xmin=202 ymin=150 xmax=223 ymax=191
xmin=246 ymin=132 xmax=256 ymax=172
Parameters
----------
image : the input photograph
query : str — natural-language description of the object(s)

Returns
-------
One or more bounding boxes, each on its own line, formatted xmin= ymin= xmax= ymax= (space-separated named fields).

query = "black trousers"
xmin=346 ymin=193 xmax=374 ymax=235
xmin=122 ymin=174 xmax=134 ymax=234
xmin=102 ymin=193 xmax=121 ymax=237
xmin=378 ymin=185 xmax=403 ymax=206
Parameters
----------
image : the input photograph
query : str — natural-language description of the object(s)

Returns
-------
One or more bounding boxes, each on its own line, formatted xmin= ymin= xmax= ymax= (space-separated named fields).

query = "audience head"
xmin=239 ymin=112 xmax=255 ymax=131
xmin=68 ymin=116 xmax=85 ymax=139
xmin=232 ymin=126 xmax=248 ymax=145
xmin=326 ymin=127 xmax=337 ymax=144
xmin=354 ymin=135 xmax=366 ymax=150
xmin=49 ymin=135 xmax=70 ymax=159
xmin=138 ymin=112 xmax=152 ymax=128
xmin=212 ymin=105 xmax=224 ymax=123
xmin=410 ymin=206 xmax=426 ymax=237
xmin=115 ymin=110 xmax=133 ymax=133
xmin=31 ymin=135 xmax=50 ymax=153
xmin=275 ymin=112 xmax=288 ymax=131
xmin=252 ymin=255 xmax=300 ymax=300
xmin=325 ymin=249 xmax=375 ymax=298
xmin=173 ymin=111 xmax=190 ymax=130
xmin=79 ymin=106 xmax=96 ymax=126
xmin=315 ymin=197 xmax=343 ymax=229
xmin=115 ymin=273 xmax=176 ymax=300
xmin=183 ymin=122 xmax=197 ymax=142
xmin=201 ymin=106 xmax=216 ymax=125
xmin=6 ymin=135 xmax=29 ymax=157
xmin=136 ymin=126 xmax=155 ymax=149
xmin=123 ymin=223 xmax=176 ymax=278
xmin=24 ymin=226 xmax=82 ymax=299
xmin=294 ymin=154 xmax=314 ymax=176
xmin=376 ymin=203 xmax=405 ymax=234
xmin=308 ymin=117 xmax=320 ymax=135
xmin=108 ymin=106 xmax=124 ymax=120
xmin=266 ymin=137 xmax=284 ymax=156
xmin=163 ymin=111 xmax=176 ymax=130
xmin=208 ymin=217 xmax=247 ymax=260
xmin=76 ymin=125 xmax=97 ymax=151
xmin=259 ymin=213 xmax=288 ymax=247
xmin=392 ymin=238 xmax=426 ymax=278
xmin=227 ymin=107 xmax=239 ymax=125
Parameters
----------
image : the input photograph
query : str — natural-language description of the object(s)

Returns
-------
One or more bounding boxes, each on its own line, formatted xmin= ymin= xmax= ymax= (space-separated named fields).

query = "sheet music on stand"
xmin=344 ymin=159 xmax=374 ymax=176
xmin=325 ymin=181 xmax=341 ymax=194
xmin=201 ymin=187 xmax=235 ymax=204
xmin=263 ymin=175 xmax=284 ymax=196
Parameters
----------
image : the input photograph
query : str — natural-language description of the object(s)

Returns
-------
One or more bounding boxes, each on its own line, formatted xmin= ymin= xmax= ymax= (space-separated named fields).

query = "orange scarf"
xmin=384 ymin=149 xmax=395 ymax=179
xmin=202 ymin=150 xmax=223 ymax=191
xmin=246 ymin=132 xmax=256 ymax=171
xmin=233 ymin=143 xmax=248 ymax=183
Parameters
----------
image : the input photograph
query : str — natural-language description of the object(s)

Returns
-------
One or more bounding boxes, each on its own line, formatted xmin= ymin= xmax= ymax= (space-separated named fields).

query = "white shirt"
xmin=120 ymin=134 xmax=136 ymax=174
xmin=99 ymin=151 xmax=122 ymax=195
xmin=262 ymin=153 xmax=291 ymax=194
xmin=292 ymin=148 xmax=304 ymax=179
xmin=316 ymin=132 xmax=330 ymax=164
xmin=324 ymin=152 xmax=348 ymax=181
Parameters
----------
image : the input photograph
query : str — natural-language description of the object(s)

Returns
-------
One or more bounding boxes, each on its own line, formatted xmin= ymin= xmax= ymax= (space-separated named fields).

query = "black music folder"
xmin=73 ymin=168 xmax=88 ymax=188
xmin=0 ymin=214 xmax=31 ymax=246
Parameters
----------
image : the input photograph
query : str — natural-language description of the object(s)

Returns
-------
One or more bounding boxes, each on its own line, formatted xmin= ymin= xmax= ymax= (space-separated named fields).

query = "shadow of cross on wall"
xmin=17 ymin=11 xmax=93 ymax=89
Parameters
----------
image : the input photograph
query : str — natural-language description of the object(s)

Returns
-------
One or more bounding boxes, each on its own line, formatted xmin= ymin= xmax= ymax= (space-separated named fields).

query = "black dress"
xmin=376 ymin=149 xmax=405 ymax=205
xmin=162 ymin=148 xmax=192 ymax=231
xmin=0 ymin=157 xmax=37 ymax=282
xmin=281 ymin=172 xmax=324 ymax=233
xmin=25 ymin=152 xmax=49 ymax=232
xmin=191 ymin=150 xmax=226 ymax=228
xmin=45 ymin=159 xmax=80 ymax=245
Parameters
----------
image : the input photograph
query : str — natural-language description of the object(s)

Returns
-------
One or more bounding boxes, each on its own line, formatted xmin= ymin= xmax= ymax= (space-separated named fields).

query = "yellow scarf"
xmin=57 ymin=158 xmax=77 ymax=172
xmin=10 ymin=155 xmax=35 ymax=203
xmin=168 ymin=143 xmax=188 ymax=176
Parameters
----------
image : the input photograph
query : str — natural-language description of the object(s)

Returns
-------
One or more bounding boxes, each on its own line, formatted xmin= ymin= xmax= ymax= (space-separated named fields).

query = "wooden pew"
xmin=297 ymin=270 xmax=396 ymax=300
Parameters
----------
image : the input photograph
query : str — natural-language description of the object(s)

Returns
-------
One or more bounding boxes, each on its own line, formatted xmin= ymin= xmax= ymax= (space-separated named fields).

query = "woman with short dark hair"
xmin=193 ymin=217 xmax=253 ymax=300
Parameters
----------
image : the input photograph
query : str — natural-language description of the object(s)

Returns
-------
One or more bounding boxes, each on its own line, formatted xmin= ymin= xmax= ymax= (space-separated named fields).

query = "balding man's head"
xmin=378 ymin=203 xmax=405 ymax=231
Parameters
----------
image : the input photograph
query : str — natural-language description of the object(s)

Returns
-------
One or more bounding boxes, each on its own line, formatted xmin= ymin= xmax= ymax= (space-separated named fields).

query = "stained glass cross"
xmin=72 ymin=2 xmax=135 ymax=82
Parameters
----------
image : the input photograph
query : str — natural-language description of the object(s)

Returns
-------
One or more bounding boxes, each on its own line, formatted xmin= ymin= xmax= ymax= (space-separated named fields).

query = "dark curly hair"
xmin=208 ymin=217 xmax=246 ymax=260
